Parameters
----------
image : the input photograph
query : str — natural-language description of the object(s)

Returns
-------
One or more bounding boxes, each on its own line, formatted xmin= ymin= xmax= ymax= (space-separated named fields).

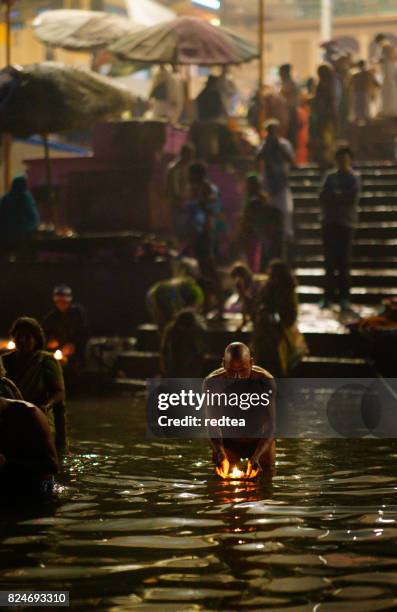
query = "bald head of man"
xmin=223 ymin=342 xmax=253 ymax=379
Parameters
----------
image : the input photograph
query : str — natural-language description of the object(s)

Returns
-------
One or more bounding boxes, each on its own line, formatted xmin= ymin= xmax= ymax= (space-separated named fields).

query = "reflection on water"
xmin=1 ymin=395 xmax=397 ymax=610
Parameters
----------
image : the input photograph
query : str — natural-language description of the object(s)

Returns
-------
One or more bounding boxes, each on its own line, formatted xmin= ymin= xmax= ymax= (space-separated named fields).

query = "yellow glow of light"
xmin=230 ymin=466 xmax=245 ymax=478
xmin=215 ymin=459 xmax=260 ymax=480
xmin=6 ymin=340 xmax=16 ymax=350
xmin=210 ymin=18 xmax=221 ymax=27
xmin=54 ymin=349 xmax=63 ymax=361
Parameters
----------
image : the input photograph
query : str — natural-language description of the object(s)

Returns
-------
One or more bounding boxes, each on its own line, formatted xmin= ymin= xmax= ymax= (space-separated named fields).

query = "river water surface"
xmin=1 ymin=395 xmax=397 ymax=611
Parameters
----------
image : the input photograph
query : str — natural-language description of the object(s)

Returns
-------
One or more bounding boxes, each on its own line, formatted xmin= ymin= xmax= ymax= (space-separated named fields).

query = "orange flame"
xmin=215 ymin=458 xmax=260 ymax=480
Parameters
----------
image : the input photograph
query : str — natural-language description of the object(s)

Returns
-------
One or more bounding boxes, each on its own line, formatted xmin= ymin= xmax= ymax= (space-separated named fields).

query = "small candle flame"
xmin=54 ymin=349 xmax=63 ymax=361
xmin=215 ymin=458 xmax=260 ymax=480
xmin=6 ymin=340 xmax=15 ymax=350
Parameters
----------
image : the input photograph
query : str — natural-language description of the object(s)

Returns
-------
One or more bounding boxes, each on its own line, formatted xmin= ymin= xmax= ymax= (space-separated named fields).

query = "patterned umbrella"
xmin=109 ymin=16 xmax=258 ymax=66
xmin=32 ymin=9 xmax=138 ymax=52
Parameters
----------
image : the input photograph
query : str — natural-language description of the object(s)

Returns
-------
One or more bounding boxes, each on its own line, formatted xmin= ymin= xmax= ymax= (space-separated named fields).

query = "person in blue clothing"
xmin=319 ymin=146 xmax=361 ymax=311
xmin=186 ymin=162 xmax=225 ymax=314
xmin=0 ymin=175 xmax=40 ymax=245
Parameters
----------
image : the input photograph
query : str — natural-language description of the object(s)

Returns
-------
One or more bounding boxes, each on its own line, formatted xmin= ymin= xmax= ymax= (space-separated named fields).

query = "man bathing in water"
xmin=204 ymin=342 xmax=276 ymax=474
xmin=0 ymin=397 xmax=58 ymax=496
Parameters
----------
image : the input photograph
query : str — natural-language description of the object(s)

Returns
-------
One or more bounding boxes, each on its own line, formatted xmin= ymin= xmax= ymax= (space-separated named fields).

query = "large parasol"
xmin=32 ymin=1 xmax=175 ymax=53
xmin=32 ymin=9 xmax=138 ymax=52
xmin=0 ymin=62 xmax=134 ymax=212
xmin=109 ymin=16 xmax=259 ymax=66
xmin=0 ymin=62 xmax=133 ymax=135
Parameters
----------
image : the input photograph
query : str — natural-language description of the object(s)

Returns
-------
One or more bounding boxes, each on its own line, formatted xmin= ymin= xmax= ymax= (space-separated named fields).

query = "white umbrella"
xmin=125 ymin=0 xmax=175 ymax=27
xmin=32 ymin=9 xmax=138 ymax=52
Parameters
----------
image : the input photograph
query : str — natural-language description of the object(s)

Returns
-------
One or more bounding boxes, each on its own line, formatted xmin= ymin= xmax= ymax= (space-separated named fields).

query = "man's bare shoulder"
xmin=251 ymin=365 xmax=274 ymax=379
xmin=205 ymin=367 xmax=226 ymax=380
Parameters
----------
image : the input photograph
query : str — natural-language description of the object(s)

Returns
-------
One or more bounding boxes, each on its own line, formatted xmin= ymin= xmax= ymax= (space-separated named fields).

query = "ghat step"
xmin=296 ymin=255 xmax=397 ymax=269
xmin=291 ymin=162 xmax=397 ymax=173
xmin=135 ymin=322 xmax=354 ymax=358
xmin=292 ymin=356 xmax=375 ymax=377
xmin=114 ymin=350 xmax=372 ymax=381
xmin=296 ymin=239 xmax=397 ymax=257
xmin=112 ymin=377 xmax=147 ymax=393
xmin=291 ymin=170 xmax=397 ymax=182
xmin=294 ymin=194 xmax=397 ymax=206
xmin=295 ymin=206 xmax=397 ymax=223
xmin=296 ymin=268 xmax=397 ymax=289
xmin=291 ymin=182 xmax=397 ymax=194
xmin=297 ymin=222 xmax=397 ymax=240
xmin=297 ymin=285 xmax=397 ymax=304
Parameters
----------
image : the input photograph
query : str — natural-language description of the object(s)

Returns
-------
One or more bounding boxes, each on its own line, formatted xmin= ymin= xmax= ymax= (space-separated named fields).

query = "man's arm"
xmin=203 ymin=377 xmax=227 ymax=467
xmin=42 ymin=357 xmax=66 ymax=413
xmin=319 ymin=173 xmax=334 ymax=205
xmin=256 ymin=141 xmax=266 ymax=162
xmin=280 ymin=140 xmax=295 ymax=166
xmin=249 ymin=378 xmax=276 ymax=469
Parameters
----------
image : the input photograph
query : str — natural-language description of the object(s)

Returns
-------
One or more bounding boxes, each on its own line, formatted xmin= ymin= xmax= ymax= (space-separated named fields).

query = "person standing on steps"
xmin=319 ymin=146 xmax=361 ymax=312
xmin=256 ymin=119 xmax=295 ymax=264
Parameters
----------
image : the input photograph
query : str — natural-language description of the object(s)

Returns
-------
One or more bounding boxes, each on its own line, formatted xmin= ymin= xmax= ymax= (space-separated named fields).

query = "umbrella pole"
xmin=258 ymin=0 xmax=265 ymax=135
xmin=3 ymin=0 xmax=12 ymax=191
xmin=43 ymin=134 xmax=56 ymax=227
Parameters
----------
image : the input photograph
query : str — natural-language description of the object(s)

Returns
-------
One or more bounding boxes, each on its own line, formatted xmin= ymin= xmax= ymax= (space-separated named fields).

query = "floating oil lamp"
xmin=215 ymin=458 xmax=260 ymax=480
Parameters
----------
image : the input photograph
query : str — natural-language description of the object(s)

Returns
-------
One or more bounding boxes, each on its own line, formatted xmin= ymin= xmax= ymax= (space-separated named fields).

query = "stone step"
xmin=291 ymin=166 xmax=397 ymax=176
xmin=112 ymin=377 xmax=147 ymax=393
xmin=136 ymin=323 xmax=354 ymax=358
xmin=296 ymin=239 xmax=397 ymax=257
xmin=114 ymin=351 xmax=372 ymax=381
xmin=294 ymin=194 xmax=397 ymax=206
xmin=136 ymin=322 xmax=250 ymax=354
xmin=296 ymin=268 xmax=397 ymax=288
xmin=295 ymin=206 xmax=397 ymax=223
xmin=296 ymin=255 xmax=397 ymax=269
xmin=116 ymin=350 xmax=161 ymax=379
xmin=291 ymin=183 xmax=397 ymax=194
xmin=291 ymin=162 xmax=397 ymax=174
xmin=291 ymin=171 xmax=397 ymax=181
xmin=292 ymin=356 xmax=375 ymax=377
xmin=296 ymin=222 xmax=397 ymax=240
xmin=297 ymin=285 xmax=397 ymax=304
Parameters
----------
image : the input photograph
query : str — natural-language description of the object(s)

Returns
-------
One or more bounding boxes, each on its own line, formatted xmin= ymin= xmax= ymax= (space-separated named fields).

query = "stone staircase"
xmin=292 ymin=162 xmax=397 ymax=306
xmin=114 ymin=161 xmax=397 ymax=385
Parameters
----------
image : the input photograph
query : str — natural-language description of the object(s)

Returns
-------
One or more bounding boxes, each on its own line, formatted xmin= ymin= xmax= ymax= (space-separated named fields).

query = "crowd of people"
xmin=166 ymin=123 xmax=360 ymax=300
xmin=3 ymin=36 xmax=392 ymax=492
xmin=156 ymin=109 xmax=364 ymax=383
xmin=147 ymin=33 xmax=397 ymax=171
xmin=249 ymin=34 xmax=397 ymax=168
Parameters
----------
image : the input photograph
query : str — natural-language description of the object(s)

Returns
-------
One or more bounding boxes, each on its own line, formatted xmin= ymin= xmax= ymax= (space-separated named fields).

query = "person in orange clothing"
xmin=295 ymin=93 xmax=310 ymax=165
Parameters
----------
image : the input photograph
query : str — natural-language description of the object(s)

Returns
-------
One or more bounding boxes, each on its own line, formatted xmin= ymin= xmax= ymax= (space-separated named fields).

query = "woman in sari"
xmin=309 ymin=64 xmax=338 ymax=169
xmin=2 ymin=317 xmax=66 ymax=450
xmin=252 ymin=260 xmax=308 ymax=377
